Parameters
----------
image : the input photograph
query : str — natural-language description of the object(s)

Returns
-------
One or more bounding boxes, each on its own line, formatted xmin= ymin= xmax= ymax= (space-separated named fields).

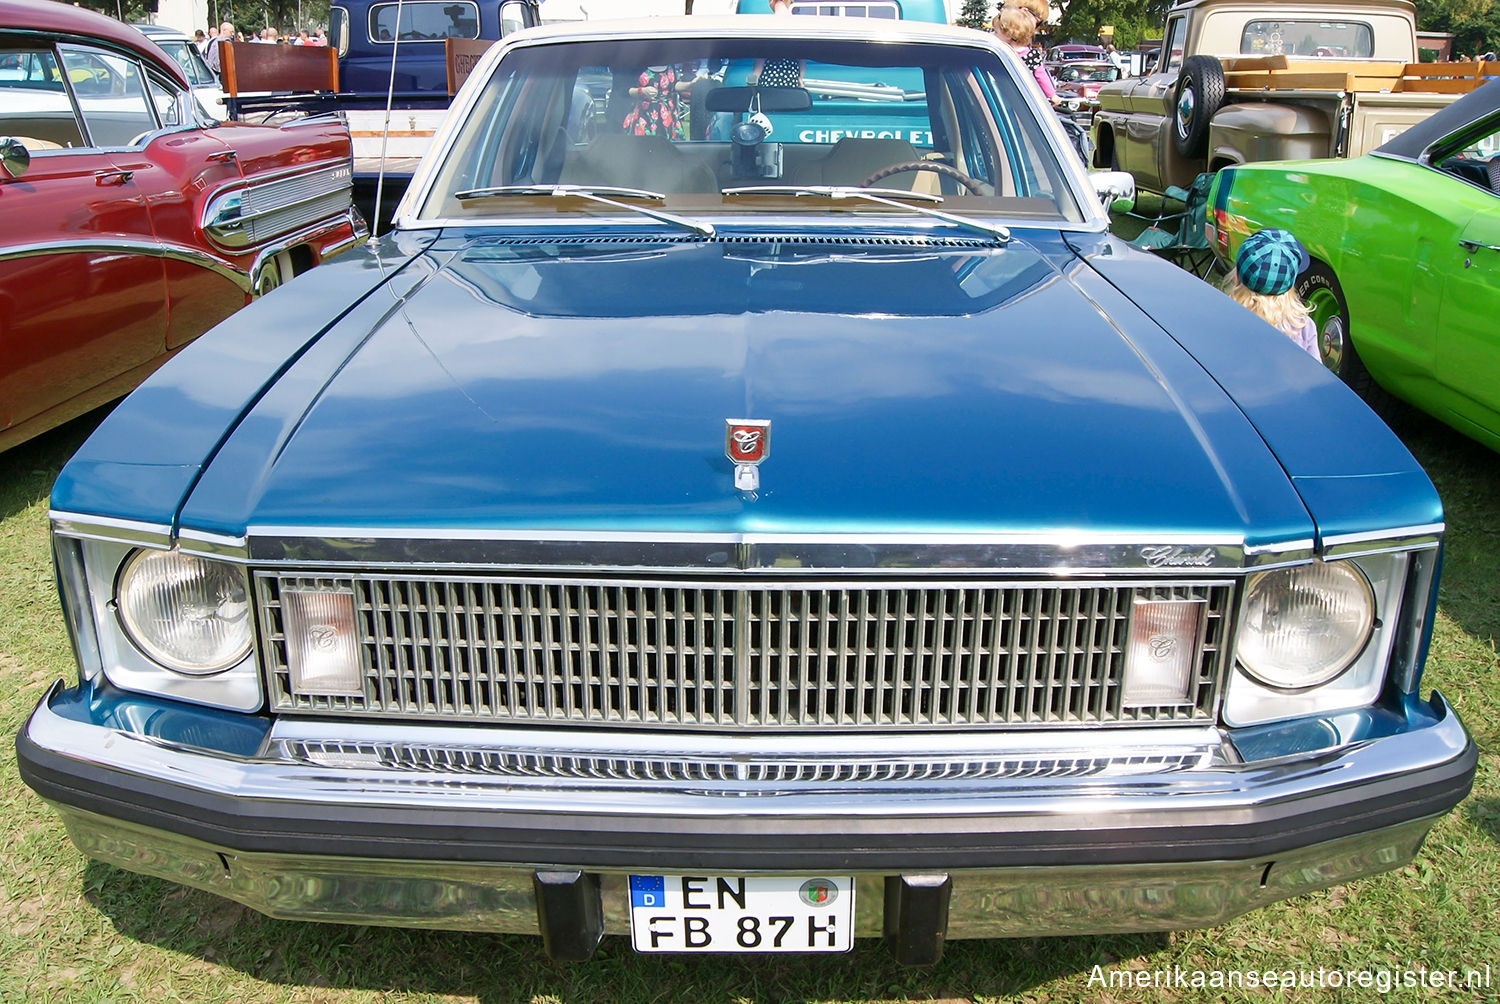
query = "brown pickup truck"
xmin=1094 ymin=0 xmax=1491 ymax=194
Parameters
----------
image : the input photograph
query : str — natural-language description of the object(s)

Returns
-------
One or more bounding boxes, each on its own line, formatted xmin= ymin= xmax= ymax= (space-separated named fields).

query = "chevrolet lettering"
xmin=1140 ymin=545 xmax=1220 ymax=568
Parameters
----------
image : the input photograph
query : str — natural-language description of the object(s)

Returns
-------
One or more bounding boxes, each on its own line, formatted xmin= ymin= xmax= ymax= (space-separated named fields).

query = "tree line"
xmin=960 ymin=0 xmax=1495 ymax=56
xmin=75 ymin=0 xmax=1498 ymax=63
xmin=78 ymin=0 xmax=332 ymax=36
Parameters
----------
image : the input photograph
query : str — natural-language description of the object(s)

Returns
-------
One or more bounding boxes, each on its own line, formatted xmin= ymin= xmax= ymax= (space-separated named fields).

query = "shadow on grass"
xmin=84 ymin=862 xmax=1168 ymax=1003
xmin=1109 ymin=192 xmax=1177 ymax=245
xmin=0 ymin=405 xmax=112 ymax=523
xmin=1467 ymin=799 xmax=1500 ymax=846
xmin=1374 ymin=399 xmax=1500 ymax=647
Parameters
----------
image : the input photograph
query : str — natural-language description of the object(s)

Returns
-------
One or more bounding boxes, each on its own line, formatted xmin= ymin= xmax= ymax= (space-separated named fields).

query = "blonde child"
xmin=1223 ymin=228 xmax=1320 ymax=359
xmin=993 ymin=0 xmax=1059 ymax=107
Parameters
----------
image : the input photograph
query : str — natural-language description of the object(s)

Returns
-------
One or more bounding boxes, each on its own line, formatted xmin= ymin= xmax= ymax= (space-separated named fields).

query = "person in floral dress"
xmin=622 ymin=65 xmax=688 ymax=139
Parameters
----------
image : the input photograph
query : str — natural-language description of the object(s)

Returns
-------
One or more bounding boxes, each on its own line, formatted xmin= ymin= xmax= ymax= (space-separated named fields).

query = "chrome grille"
xmin=241 ymin=162 xmax=352 ymax=243
xmin=258 ymin=575 xmax=1233 ymax=729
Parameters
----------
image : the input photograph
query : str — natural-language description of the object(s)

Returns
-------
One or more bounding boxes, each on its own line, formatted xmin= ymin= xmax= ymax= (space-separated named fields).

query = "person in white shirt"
xmin=205 ymin=21 xmax=235 ymax=76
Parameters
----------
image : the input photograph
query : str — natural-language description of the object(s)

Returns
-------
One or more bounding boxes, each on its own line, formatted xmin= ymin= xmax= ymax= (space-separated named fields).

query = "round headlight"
xmin=1236 ymin=562 xmax=1374 ymax=691
xmin=116 ymin=549 xmax=252 ymax=675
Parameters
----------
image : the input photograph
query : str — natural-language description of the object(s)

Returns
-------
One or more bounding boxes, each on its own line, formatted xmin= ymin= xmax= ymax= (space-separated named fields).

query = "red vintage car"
xmin=0 ymin=0 xmax=366 ymax=451
xmin=1048 ymin=59 xmax=1122 ymax=120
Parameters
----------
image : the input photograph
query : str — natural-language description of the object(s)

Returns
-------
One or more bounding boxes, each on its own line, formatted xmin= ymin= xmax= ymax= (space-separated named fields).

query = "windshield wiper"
xmin=723 ymin=185 xmax=1010 ymax=242
xmin=453 ymin=184 xmax=714 ymax=237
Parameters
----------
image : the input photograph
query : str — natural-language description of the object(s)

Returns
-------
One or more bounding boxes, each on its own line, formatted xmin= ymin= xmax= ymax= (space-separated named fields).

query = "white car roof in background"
xmin=133 ymin=23 xmax=194 ymax=40
xmin=505 ymin=15 xmax=1003 ymax=46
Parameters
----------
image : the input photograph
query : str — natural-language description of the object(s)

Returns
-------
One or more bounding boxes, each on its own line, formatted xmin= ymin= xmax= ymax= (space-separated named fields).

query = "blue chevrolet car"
xmin=18 ymin=16 xmax=1475 ymax=964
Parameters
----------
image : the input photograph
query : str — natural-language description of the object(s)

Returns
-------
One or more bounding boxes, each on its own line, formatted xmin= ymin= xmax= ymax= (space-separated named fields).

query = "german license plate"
xmin=628 ymin=874 xmax=854 ymax=953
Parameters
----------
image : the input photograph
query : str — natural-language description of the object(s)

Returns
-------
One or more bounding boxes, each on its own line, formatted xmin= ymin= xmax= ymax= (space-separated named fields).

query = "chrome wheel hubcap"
xmin=1176 ymin=90 xmax=1195 ymax=139
xmin=1320 ymin=314 xmax=1345 ymax=373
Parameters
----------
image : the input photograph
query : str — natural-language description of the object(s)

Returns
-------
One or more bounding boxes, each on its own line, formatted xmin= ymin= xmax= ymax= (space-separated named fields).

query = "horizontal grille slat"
xmin=259 ymin=575 xmax=1233 ymax=729
xmin=279 ymin=741 xmax=1216 ymax=784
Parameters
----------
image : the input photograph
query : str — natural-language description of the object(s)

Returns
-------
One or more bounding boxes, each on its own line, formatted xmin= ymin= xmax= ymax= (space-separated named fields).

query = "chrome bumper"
xmin=47 ymin=802 xmax=1441 ymax=941
xmin=18 ymin=685 xmax=1475 ymax=956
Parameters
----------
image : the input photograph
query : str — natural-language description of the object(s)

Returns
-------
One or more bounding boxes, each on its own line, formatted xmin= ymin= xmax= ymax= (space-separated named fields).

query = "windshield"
xmin=416 ymin=36 xmax=1083 ymax=224
xmin=1240 ymin=20 xmax=1375 ymax=58
xmin=1053 ymin=64 xmax=1119 ymax=83
xmin=157 ymin=39 xmax=216 ymax=87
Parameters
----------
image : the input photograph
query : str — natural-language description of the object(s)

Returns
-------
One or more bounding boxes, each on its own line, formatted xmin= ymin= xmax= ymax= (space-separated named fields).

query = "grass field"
xmin=2 ymin=392 xmax=1496 ymax=1003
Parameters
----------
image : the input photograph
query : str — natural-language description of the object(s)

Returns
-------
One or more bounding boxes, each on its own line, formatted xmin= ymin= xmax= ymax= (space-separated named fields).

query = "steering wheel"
xmin=861 ymin=160 xmax=985 ymax=195
xmin=72 ymin=72 xmax=109 ymax=96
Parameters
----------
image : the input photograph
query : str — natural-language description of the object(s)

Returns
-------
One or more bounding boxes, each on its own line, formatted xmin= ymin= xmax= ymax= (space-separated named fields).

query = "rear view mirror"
xmin=704 ymin=85 xmax=812 ymax=113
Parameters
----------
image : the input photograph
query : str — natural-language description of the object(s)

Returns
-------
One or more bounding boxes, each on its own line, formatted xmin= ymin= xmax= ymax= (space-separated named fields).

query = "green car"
xmin=1207 ymin=79 xmax=1500 ymax=452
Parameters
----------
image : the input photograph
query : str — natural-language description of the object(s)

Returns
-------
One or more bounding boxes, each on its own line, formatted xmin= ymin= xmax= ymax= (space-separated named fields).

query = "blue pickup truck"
xmin=227 ymin=0 xmax=541 ymax=226
xmin=327 ymin=0 xmax=536 ymax=92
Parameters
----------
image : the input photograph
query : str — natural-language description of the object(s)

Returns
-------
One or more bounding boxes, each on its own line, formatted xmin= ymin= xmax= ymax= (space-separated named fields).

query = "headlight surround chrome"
xmin=1224 ymin=552 xmax=1413 ymax=728
xmin=1235 ymin=562 xmax=1374 ymax=692
xmin=116 ymin=549 xmax=253 ymax=675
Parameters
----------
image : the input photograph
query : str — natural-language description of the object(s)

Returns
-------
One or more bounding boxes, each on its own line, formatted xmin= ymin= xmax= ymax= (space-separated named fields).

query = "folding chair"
xmin=1124 ymin=172 xmax=1222 ymax=280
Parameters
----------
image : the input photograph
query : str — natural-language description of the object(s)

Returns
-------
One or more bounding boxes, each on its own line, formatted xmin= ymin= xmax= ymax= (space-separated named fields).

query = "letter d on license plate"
xmin=628 ymin=875 xmax=854 ymax=953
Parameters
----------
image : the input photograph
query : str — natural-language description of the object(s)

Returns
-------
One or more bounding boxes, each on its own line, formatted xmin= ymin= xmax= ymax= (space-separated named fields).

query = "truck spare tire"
xmin=1173 ymin=55 xmax=1225 ymax=158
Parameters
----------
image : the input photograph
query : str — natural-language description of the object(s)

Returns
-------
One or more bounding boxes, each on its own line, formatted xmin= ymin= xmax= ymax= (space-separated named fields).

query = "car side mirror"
xmin=1090 ymin=170 xmax=1136 ymax=213
xmin=0 ymin=137 xmax=30 ymax=180
xmin=162 ymin=90 xmax=209 ymax=130
xmin=498 ymin=0 xmax=537 ymax=35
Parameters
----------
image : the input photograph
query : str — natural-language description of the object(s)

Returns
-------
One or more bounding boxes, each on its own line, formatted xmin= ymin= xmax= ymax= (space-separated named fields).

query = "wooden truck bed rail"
xmin=1221 ymin=56 xmax=1496 ymax=94
xmin=220 ymin=42 xmax=339 ymax=96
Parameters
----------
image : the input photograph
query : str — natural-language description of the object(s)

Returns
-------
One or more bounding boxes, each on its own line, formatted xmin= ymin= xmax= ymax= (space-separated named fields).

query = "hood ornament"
xmin=725 ymin=419 xmax=770 ymax=492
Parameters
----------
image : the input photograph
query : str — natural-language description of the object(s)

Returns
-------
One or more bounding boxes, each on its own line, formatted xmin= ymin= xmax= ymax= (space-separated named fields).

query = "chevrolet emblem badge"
xmin=725 ymin=419 xmax=770 ymax=492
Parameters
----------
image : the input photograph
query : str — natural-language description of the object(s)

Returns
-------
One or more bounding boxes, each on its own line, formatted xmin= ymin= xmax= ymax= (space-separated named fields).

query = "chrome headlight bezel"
xmin=65 ymin=536 xmax=264 ymax=713
xmin=1224 ymin=552 xmax=1411 ymax=727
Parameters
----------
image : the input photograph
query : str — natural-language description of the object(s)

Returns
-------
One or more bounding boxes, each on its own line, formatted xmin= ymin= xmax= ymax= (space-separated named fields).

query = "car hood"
xmin=177 ymin=231 xmax=1317 ymax=547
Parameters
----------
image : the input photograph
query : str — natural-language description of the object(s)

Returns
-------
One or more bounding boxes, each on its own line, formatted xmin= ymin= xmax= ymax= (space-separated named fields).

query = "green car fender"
xmin=1206 ymin=159 xmax=1449 ymax=393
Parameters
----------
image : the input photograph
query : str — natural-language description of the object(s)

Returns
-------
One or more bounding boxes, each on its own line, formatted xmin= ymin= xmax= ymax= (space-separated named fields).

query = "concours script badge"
xmin=725 ymin=419 xmax=770 ymax=492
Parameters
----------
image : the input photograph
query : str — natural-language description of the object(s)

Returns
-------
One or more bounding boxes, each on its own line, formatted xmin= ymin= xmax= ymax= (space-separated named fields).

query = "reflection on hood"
xmin=449 ymin=237 xmax=1056 ymax=318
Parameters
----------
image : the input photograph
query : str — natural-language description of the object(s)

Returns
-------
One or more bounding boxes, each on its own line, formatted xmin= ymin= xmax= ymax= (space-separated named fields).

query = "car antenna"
xmin=371 ymin=0 xmax=406 ymax=238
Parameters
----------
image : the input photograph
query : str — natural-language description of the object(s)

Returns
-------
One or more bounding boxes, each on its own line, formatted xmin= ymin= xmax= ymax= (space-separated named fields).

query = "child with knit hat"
xmin=1223 ymin=228 xmax=1320 ymax=360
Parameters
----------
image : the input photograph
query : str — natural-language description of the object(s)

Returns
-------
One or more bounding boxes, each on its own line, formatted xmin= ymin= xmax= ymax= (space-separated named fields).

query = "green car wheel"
xmin=1297 ymin=261 xmax=1385 ymax=406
